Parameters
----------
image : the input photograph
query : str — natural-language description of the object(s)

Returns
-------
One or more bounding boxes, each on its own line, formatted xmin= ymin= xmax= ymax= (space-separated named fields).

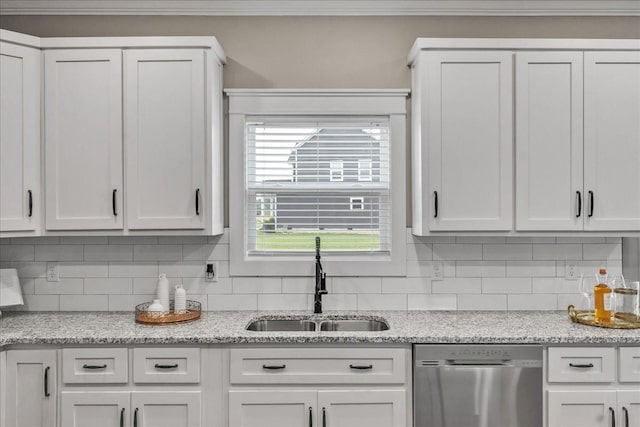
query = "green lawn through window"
xmin=255 ymin=231 xmax=380 ymax=251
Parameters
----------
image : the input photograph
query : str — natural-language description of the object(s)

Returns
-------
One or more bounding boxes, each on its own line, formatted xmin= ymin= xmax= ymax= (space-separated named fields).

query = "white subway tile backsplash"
xmin=322 ymin=294 xmax=358 ymax=311
xmin=408 ymin=294 xmax=457 ymax=310
xmin=108 ymin=294 xmax=153 ymax=311
xmin=201 ymin=278 xmax=233 ymax=294
xmin=532 ymin=278 xmax=580 ymax=294
xmin=133 ymin=278 xmax=159 ymax=295
xmin=109 ymin=262 xmax=158 ymax=278
xmin=358 ymin=294 xmax=407 ymax=310
xmin=258 ymin=294 xmax=309 ymax=310
xmin=11 ymin=237 xmax=59 ymax=245
xmin=159 ymin=262 xmax=205 ymax=278
xmin=60 ymin=295 xmax=109 ymax=311
xmin=19 ymin=278 xmax=35 ymax=294
xmin=583 ymin=244 xmax=622 ymax=261
xmin=482 ymin=278 xmax=531 ymax=294
xmin=20 ymin=294 xmax=60 ymax=311
xmin=556 ymin=237 xmax=605 ymax=244
xmin=0 ymin=261 xmax=46 ymax=278
xmin=382 ymin=277 xmax=430 ymax=294
xmin=432 ymin=278 xmax=481 ymax=294
xmin=508 ymin=294 xmax=557 ymax=310
xmin=458 ymin=294 xmax=507 ymax=310
xmin=34 ymin=278 xmax=83 ymax=294
xmin=59 ymin=236 xmax=109 ymax=245
xmin=84 ymin=245 xmax=133 ymax=262
xmin=331 ymin=277 xmax=382 ymax=294
xmin=0 ymin=245 xmax=34 ymax=262
xmin=483 ymin=245 xmax=532 ymax=260
xmin=133 ymin=245 xmax=182 ymax=261
xmin=183 ymin=244 xmax=229 ymax=261
xmin=456 ymin=261 xmax=505 ymax=277
xmin=35 ymin=245 xmax=83 ymax=261
xmin=433 ymin=244 xmax=482 ymax=260
xmin=84 ymin=278 xmax=133 ymax=295
xmin=158 ymin=236 xmax=208 ymax=244
xmin=208 ymin=294 xmax=257 ymax=311
xmin=558 ymin=294 xmax=588 ymax=310
xmin=108 ymin=236 xmax=158 ymax=244
xmin=406 ymin=260 xmax=454 ymax=277
xmin=457 ymin=237 xmax=506 ymax=244
xmin=59 ymin=262 xmax=109 ymax=278
xmin=506 ymin=261 xmax=556 ymax=277
xmin=506 ymin=237 xmax=556 ymax=244
xmin=233 ymin=277 xmax=281 ymax=294
xmin=282 ymin=277 xmax=315 ymax=294
xmin=406 ymin=243 xmax=433 ymax=261
xmin=533 ymin=244 xmax=582 ymax=260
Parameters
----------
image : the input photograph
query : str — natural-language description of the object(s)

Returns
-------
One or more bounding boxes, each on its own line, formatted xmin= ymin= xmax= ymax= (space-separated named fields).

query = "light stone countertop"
xmin=0 ymin=310 xmax=638 ymax=347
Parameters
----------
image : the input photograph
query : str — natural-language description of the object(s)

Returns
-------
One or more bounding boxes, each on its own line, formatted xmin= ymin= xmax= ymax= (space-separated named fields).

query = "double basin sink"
xmin=246 ymin=318 xmax=389 ymax=332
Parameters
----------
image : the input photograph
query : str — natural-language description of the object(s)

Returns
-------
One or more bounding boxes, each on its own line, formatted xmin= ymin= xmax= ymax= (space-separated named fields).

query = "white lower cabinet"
xmin=61 ymin=392 xmax=129 ymax=427
xmin=317 ymin=390 xmax=406 ymax=427
xmin=547 ymin=346 xmax=640 ymax=427
xmin=229 ymin=390 xmax=317 ymax=427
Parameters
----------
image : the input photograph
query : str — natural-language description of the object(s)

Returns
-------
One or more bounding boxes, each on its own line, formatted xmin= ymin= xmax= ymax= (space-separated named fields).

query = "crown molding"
xmin=1 ymin=0 xmax=639 ymax=16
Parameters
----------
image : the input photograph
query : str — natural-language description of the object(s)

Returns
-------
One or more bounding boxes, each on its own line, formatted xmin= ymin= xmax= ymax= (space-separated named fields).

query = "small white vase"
xmin=147 ymin=299 xmax=165 ymax=318
xmin=157 ymin=274 xmax=170 ymax=311
xmin=174 ymin=284 xmax=187 ymax=314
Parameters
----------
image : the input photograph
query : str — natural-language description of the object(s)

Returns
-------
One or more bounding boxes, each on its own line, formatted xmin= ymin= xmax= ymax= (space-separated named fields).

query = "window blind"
xmin=246 ymin=117 xmax=391 ymax=253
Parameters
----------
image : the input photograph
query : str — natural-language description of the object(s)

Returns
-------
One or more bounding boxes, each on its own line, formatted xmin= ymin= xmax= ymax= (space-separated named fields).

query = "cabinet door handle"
xmin=610 ymin=407 xmax=615 ymax=427
xmin=622 ymin=407 xmax=629 ymax=427
xmin=322 ymin=407 xmax=326 ymax=427
xmin=588 ymin=190 xmax=594 ymax=217
xmin=195 ymin=188 xmax=200 ymax=215
xmin=569 ymin=363 xmax=594 ymax=368
xmin=349 ymin=364 xmax=373 ymax=370
xmin=27 ymin=190 xmax=33 ymax=217
xmin=83 ymin=364 xmax=107 ymax=370
xmin=433 ymin=191 xmax=438 ymax=218
xmin=576 ymin=191 xmax=582 ymax=218
xmin=262 ymin=364 xmax=286 ymax=370
xmin=44 ymin=366 xmax=50 ymax=397
xmin=154 ymin=363 xmax=178 ymax=369
xmin=309 ymin=407 xmax=313 ymax=427
xmin=120 ymin=408 xmax=125 ymax=427
xmin=134 ymin=408 xmax=138 ymax=427
xmin=112 ymin=189 xmax=118 ymax=216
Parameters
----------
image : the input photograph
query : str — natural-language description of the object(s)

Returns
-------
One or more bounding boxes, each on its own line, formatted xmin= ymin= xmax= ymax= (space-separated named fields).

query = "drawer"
xmin=133 ymin=347 xmax=200 ymax=384
xmin=229 ymin=347 xmax=406 ymax=385
xmin=62 ymin=348 xmax=128 ymax=384
xmin=619 ymin=347 xmax=640 ymax=382
xmin=547 ymin=347 xmax=615 ymax=383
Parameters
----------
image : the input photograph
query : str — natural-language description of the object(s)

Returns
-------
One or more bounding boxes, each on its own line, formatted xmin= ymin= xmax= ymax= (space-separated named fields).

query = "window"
xmin=228 ymin=89 xmax=408 ymax=277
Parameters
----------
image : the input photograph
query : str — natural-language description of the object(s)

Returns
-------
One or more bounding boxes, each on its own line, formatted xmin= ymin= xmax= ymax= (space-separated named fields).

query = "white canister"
xmin=147 ymin=299 xmax=165 ymax=318
xmin=157 ymin=274 xmax=170 ymax=311
xmin=174 ymin=284 xmax=187 ymax=314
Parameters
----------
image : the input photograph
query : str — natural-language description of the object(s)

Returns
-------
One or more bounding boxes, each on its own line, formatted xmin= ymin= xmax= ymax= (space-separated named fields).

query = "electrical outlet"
xmin=205 ymin=262 xmax=218 ymax=282
xmin=46 ymin=262 xmax=59 ymax=282
xmin=432 ymin=262 xmax=444 ymax=281
xmin=566 ymin=262 xmax=578 ymax=280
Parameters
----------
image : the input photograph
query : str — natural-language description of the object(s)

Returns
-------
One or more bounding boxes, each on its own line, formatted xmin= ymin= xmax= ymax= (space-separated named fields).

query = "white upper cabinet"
xmin=124 ymin=49 xmax=206 ymax=230
xmin=515 ymin=52 xmax=584 ymax=231
xmin=583 ymin=51 xmax=640 ymax=231
xmin=425 ymin=51 xmax=513 ymax=231
xmin=44 ymin=49 xmax=124 ymax=230
xmin=0 ymin=35 xmax=41 ymax=235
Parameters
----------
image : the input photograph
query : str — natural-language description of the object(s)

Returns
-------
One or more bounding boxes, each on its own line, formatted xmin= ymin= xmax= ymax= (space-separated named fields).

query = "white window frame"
xmin=227 ymin=89 xmax=408 ymax=277
xmin=350 ymin=197 xmax=365 ymax=211
xmin=330 ymin=160 xmax=344 ymax=182
xmin=358 ymin=159 xmax=373 ymax=182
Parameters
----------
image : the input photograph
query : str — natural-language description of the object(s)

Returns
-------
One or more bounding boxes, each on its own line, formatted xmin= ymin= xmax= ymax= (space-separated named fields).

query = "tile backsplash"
xmin=0 ymin=230 xmax=622 ymax=312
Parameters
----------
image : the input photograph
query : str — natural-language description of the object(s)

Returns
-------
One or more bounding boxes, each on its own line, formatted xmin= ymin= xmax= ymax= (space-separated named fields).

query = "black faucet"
xmin=314 ymin=236 xmax=328 ymax=313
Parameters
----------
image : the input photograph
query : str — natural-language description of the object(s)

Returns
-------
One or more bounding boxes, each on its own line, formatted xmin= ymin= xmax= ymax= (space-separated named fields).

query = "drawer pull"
xmin=262 ymin=364 xmax=286 ymax=370
xmin=83 ymin=364 xmax=107 ymax=370
xmin=349 ymin=364 xmax=373 ymax=370
xmin=309 ymin=407 xmax=313 ymax=427
xmin=622 ymin=407 xmax=629 ymax=427
xmin=569 ymin=363 xmax=594 ymax=369
xmin=609 ymin=407 xmax=615 ymax=427
xmin=120 ymin=408 xmax=125 ymax=427
xmin=44 ymin=366 xmax=50 ymax=397
xmin=154 ymin=363 xmax=179 ymax=369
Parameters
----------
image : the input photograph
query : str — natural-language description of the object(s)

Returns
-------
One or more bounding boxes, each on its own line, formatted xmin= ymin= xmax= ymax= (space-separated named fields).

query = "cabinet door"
xmin=44 ymin=49 xmax=123 ymax=230
xmin=548 ymin=390 xmax=617 ymax=427
xmin=5 ymin=350 xmax=57 ymax=427
xmin=61 ymin=391 xmax=129 ymax=427
xmin=228 ymin=390 xmax=316 ymax=427
xmin=317 ymin=390 xmax=407 ymax=427
xmin=131 ymin=391 xmax=201 ymax=427
xmin=618 ymin=391 xmax=640 ymax=427
xmin=124 ymin=49 xmax=206 ymax=230
xmin=515 ymin=52 xmax=584 ymax=231
xmin=426 ymin=51 xmax=513 ymax=231
xmin=0 ymin=42 xmax=40 ymax=233
xmin=584 ymin=51 xmax=640 ymax=231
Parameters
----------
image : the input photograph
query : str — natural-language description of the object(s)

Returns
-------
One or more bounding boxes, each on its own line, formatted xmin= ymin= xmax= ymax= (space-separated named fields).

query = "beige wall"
xmin=2 ymin=15 xmax=639 ymax=225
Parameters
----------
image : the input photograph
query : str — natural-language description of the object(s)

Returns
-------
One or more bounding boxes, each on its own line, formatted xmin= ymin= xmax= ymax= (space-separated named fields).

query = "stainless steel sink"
xmin=245 ymin=318 xmax=389 ymax=332
xmin=245 ymin=319 xmax=316 ymax=331
xmin=319 ymin=319 xmax=389 ymax=331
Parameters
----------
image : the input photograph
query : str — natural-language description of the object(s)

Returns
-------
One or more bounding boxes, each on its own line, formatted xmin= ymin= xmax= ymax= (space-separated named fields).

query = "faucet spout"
xmin=314 ymin=237 xmax=328 ymax=314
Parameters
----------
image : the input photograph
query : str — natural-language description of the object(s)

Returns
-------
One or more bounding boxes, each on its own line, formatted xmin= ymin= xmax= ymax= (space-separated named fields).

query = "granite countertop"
xmin=1 ymin=310 xmax=638 ymax=346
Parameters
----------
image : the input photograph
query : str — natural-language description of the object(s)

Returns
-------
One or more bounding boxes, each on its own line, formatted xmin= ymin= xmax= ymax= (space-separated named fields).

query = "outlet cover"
xmin=432 ymin=262 xmax=444 ymax=281
xmin=566 ymin=262 xmax=578 ymax=280
xmin=205 ymin=262 xmax=218 ymax=282
xmin=46 ymin=262 xmax=59 ymax=282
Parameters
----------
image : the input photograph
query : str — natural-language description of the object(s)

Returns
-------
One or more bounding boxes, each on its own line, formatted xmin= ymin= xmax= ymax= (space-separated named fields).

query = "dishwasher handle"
xmin=446 ymin=359 xmax=512 ymax=366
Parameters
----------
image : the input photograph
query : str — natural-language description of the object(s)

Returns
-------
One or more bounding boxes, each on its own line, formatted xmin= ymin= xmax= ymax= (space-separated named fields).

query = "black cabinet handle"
xmin=44 ymin=366 xmax=50 ymax=397
xmin=134 ymin=408 xmax=138 ymax=427
xmin=322 ymin=407 xmax=326 ymax=427
xmin=154 ymin=363 xmax=178 ymax=369
xmin=309 ymin=407 xmax=313 ymax=427
xmin=112 ymin=189 xmax=117 ymax=216
xmin=262 ymin=364 xmax=286 ymax=370
xmin=622 ymin=406 xmax=629 ymax=427
xmin=433 ymin=191 xmax=438 ymax=218
xmin=120 ymin=408 xmax=125 ymax=427
xmin=569 ymin=363 xmax=594 ymax=368
xmin=588 ymin=190 xmax=594 ymax=217
xmin=610 ymin=407 xmax=615 ymax=427
xmin=576 ymin=191 xmax=582 ymax=218
xmin=349 ymin=364 xmax=373 ymax=370
xmin=195 ymin=188 xmax=200 ymax=215
xmin=83 ymin=364 xmax=107 ymax=370
xmin=27 ymin=190 xmax=33 ymax=217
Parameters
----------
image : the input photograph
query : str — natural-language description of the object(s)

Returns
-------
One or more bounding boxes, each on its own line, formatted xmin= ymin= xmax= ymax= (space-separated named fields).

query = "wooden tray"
xmin=568 ymin=305 xmax=640 ymax=329
xmin=135 ymin=300 xmax=201 ymax=325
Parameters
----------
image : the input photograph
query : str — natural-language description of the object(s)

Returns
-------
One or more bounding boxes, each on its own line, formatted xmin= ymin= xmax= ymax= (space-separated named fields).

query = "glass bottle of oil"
xmin=594 ymin=268 xmax=612 ymax=323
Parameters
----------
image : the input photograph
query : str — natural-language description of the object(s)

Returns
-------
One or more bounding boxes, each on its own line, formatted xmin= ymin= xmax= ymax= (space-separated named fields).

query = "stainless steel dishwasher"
xmin=414 ymin=344 xmax=542 ymax=427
